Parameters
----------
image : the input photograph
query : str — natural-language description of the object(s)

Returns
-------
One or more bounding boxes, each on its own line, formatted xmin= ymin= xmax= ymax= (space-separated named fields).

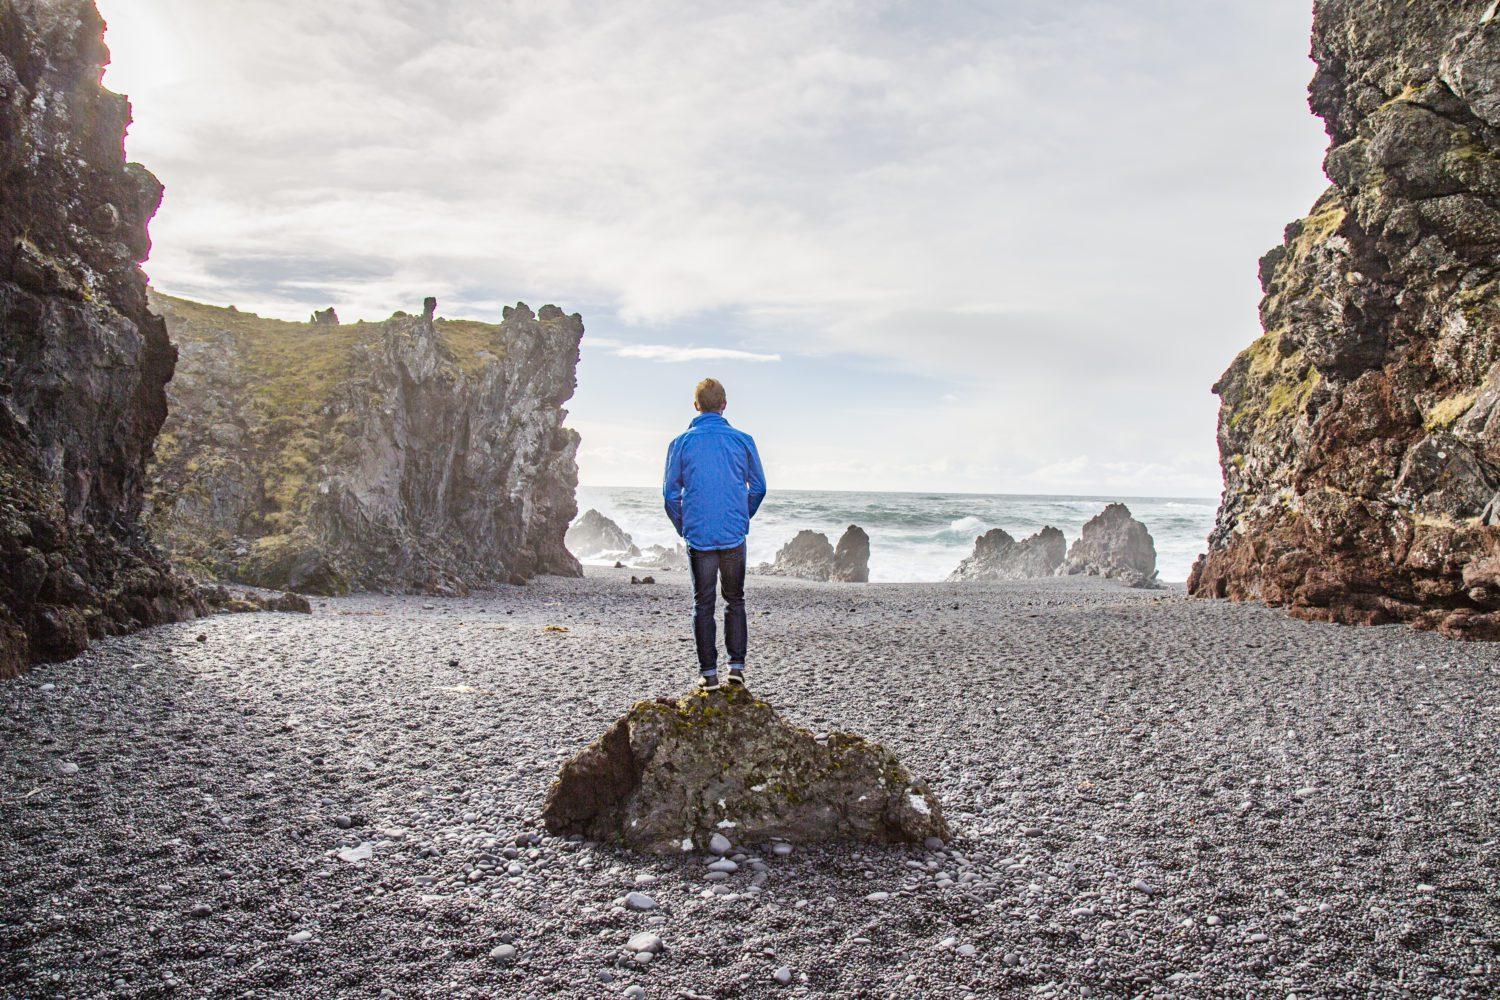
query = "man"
xmin=663 ymin=378 xmax=767 ymax=691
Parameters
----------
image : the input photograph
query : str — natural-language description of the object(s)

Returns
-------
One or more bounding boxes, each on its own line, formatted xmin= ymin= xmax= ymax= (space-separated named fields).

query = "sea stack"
xmin=566 ymin=509 xmax=639 ymax=559
xmin=0 ymin=0 xmax=200 ymax=676
xmin=950 ymin=526 xmax=1066 ymax=581
xmin=147 ymin=294 xmax=584 ymax=595
xmin=832 ymin=525 xmax=871 ymax=583
xmin=1189 ymin=0 xmax=1500 ymax=639
xmin=1060 ymin=504 xmax=1158 ymax=588
xmin=760 ymin=527 xmax=871 ymax=582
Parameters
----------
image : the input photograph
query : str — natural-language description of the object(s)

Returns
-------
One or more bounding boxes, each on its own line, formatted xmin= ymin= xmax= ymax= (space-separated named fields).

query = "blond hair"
xmin=695 ymin=377 xmax=727 ymax=413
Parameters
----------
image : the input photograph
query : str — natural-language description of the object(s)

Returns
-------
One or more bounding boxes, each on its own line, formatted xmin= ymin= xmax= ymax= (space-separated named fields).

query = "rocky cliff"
xmin=0 ymin=0 xmax=199 ymax=677
xmin=147 ymin=293 xmax=583 ymax=595
xmin=1190 ymin=0 xmax=1500 ymax=639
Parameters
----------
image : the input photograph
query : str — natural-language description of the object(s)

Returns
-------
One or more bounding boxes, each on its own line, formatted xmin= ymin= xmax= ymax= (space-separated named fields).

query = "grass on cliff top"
xmin=154 ymin=293 xmax=376 ymax=416
xmin=434 ymin=319 xmax=507 ymax=374
xmin=148 ymin=292 xmax=512 ymax=538
xmin=151 ymin=293 xmax=507 ymax=411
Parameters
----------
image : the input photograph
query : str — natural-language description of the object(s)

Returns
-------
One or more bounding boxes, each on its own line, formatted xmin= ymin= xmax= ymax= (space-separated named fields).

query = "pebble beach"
xmin=2 ymin=569 xmax=1497 ymax=998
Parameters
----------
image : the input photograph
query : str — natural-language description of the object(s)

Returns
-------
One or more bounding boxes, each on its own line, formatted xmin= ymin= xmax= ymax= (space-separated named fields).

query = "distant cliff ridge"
xmin=1190 ymin=1 xmax=1500 ymax=638
xmin=148 ymin=293 xmax=583 ymax=595
xmin=0 ymin=0 xmax=200 ymax=676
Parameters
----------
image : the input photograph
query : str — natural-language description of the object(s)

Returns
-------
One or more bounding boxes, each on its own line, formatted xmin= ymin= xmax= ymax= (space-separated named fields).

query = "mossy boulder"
xmin=540 ymin=686 xmax=948 ymax=852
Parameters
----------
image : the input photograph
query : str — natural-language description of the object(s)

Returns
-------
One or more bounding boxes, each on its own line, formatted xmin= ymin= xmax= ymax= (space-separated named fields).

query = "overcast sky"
xmin=97 ymin=0 xmax=1329 ymax=497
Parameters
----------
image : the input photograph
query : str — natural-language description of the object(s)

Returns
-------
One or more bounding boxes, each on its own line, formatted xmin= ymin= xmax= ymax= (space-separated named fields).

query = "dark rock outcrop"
xmin=1061 ymin=504 xmax=1158 ymax=588
xmin=1189 ymin=1 xmax=1500 ymax=639
xmin=0 ymin=0 xmax=200 ymax=676
xmin=540 ymin=686 xmax=947 ymax=852
xmin=309 ymin=307 xmax=338 ymax=326
xmin=832 ymin=525 xmax=870 ymax=583
xmin=949 ymin=526 xmax=1066 ymax=581
xmin=566 ymin=509 xmax=639 ymax=559
xmin=147 ymin=294 xmax=584 ymax=596
xmin=759 ymin=526 xmax=870 ymax=582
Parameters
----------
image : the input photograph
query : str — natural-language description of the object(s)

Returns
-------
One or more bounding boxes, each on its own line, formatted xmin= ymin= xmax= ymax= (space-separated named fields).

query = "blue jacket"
xmin=663 ymin=412 xmax=767 ymax=551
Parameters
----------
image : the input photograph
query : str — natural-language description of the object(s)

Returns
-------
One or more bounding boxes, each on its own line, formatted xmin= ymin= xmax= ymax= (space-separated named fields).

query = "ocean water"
xmin=575 ymin=486 xmax=1220 ymax=584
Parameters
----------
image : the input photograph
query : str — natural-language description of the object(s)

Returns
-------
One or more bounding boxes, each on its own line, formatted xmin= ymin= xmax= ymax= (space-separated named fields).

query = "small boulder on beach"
xmin=539 ymin=686 xmax=946 ymax=852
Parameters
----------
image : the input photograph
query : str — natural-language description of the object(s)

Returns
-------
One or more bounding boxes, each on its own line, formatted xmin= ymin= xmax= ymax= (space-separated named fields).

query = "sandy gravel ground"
xmin=2 ymin=567 xmax=1497 ymax=998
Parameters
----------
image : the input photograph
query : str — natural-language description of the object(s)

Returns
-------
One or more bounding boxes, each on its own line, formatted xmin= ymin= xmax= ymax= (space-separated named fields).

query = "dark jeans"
xmin=688 ymin=544 xmax=746 ymax=674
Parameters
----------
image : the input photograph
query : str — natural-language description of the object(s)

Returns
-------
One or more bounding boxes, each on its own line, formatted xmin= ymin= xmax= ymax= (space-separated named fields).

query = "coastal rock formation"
xmin=540 ymin=686 xmax=947 ymax=852
xmin=949 ymin=526 xmax=1066 ymax=581
xmin=759 ymin=526 xmax=870 ymax=582
xmin=634 ymin=543 xmax=688 ymax=571
xmin=147 ymin=294 xmax=583 ymax=596
xmin=1189 ymin=0 xmax=1500 ymax=639
xmin=1061 ymin=504 xmax=1158 ymax=588
xmin=0 ymin=0 xmax=200 ymax=676
xmin=761 ymin=530 xmax=835 ymax=579
xmin=566 ymin=509 xmax=639 ymax=559
xmin=832 ymin=525 xmax=870 ymax=583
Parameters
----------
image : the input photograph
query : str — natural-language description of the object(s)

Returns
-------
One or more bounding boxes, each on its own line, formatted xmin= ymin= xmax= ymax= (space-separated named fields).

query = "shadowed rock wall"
xmin=0 ymin=0 xmax=199 ymax=677
xmin=1190 ymin=0 xmax=1500 ymax=639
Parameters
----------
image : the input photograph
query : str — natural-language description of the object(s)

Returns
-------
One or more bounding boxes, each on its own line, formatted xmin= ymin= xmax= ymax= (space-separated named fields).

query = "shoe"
xmin=698 ymin=673 xmax=720 ymax=692
xmin=727 ymin=665 xmax=746 ymax=688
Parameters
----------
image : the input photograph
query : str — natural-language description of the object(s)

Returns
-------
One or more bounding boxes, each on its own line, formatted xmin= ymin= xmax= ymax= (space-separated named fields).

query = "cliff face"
xmin=1190 ymin=1 xmax=1500 ymax=638
xmin=147 ymin=293 xmax=583 ymax=595
xmin=0 ymin=0 xmax=198 ymax=677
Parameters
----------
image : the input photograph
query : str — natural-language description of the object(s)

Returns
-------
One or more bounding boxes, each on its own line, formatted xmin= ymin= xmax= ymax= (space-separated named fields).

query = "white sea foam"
xmin=576 ymin=487 xmax=1218 ymax=583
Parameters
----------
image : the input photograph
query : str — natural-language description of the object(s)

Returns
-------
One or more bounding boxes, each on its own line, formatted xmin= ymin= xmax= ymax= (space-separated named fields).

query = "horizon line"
xmin=579 ymin=483 xmax=1222 ymax=503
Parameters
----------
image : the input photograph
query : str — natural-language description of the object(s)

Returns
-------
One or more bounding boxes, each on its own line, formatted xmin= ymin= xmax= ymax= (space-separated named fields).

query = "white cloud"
xmin=96 ymin=0 xmax=1327 ymax=496
xmin=611 ymin=345 xmax=781 ymax=364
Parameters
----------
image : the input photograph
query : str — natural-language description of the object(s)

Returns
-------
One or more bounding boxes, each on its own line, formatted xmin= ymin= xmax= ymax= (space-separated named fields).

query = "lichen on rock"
xmin=1190 ymin=0 xmax=1500 ymax=639
xmin=147 ymin=293 xmax=584 ymax=596
xmin=540 ymin=686 xmax=948 ymax=852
